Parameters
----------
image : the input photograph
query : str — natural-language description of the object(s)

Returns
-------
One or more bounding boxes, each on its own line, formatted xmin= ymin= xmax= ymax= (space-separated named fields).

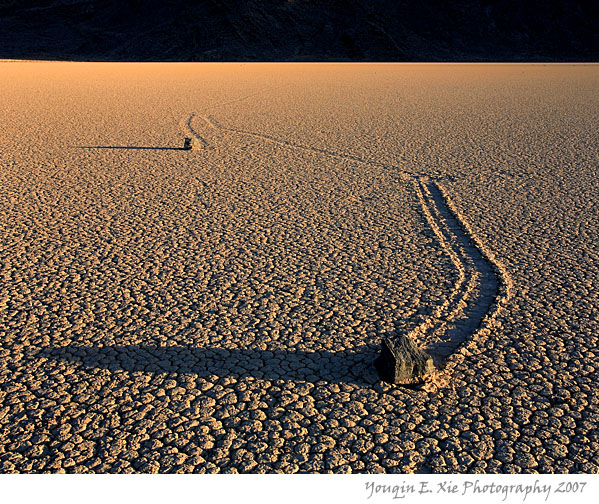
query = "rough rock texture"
xmin=375 ymin=336 xmax=435 ymax=385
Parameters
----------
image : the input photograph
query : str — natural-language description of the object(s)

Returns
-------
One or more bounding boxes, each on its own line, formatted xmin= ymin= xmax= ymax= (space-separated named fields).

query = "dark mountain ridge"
xmin=1 ymin=0 xmax=597 ymax=61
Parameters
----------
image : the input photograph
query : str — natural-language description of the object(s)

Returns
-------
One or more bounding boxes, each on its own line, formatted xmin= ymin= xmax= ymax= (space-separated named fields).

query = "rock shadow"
xmin=73 ymin=146 xmax=186 ymax=151
xmin=39 ymin=343 xmax=382 ymax=386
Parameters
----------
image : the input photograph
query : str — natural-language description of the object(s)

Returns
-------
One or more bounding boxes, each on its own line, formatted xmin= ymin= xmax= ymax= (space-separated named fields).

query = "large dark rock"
xmin=375 ymin=335 xmax=435 ymax=385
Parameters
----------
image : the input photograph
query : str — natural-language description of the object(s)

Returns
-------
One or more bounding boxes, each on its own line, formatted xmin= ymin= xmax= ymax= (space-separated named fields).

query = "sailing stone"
xmin=375 ymin=335 xmax=435 ymax=384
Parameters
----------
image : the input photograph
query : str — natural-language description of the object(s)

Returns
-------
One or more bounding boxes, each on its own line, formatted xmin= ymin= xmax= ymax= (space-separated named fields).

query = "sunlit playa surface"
xmin=0 ymin=62 xmax=598 ymax=473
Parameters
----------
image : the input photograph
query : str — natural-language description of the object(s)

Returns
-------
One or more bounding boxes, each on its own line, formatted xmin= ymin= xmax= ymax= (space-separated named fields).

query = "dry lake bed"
xmin=0 ymin=62 xmax=597 ymax=473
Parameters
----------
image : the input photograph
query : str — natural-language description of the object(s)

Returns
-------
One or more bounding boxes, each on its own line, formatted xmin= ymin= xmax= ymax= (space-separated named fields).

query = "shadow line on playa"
xmin=39 ymin=344 xmax=383 ymax=386
xmin=73 ymin=146 xmax=186 ymax=151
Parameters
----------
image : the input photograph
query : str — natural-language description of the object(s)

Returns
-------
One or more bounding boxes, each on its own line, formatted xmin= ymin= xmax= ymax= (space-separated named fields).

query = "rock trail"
xmin=413 ymin=178 xmax=506 ymax=363
xmin=180 ymin=113 xmax=210 ymax=149
xmin=193 ymin=111 xmax=511 ymax=383
xmin=193 ymin=112 xmax=418 ymax=176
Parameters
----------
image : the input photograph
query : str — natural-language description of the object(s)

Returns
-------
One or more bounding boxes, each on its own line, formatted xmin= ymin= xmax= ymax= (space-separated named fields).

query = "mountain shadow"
xmin=0 ymin=0 xmax=597 ymax=62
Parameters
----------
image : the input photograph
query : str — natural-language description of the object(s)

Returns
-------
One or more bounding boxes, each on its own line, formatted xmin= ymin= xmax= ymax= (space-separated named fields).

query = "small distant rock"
xmin=183 ymin=137 xmax=202 ymax=150
xmin=374 ymin=335 xmax=435 ymax=384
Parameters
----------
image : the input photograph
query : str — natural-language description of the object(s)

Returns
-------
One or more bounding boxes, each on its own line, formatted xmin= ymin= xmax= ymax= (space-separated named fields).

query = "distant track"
xmin=181 ymin=84 xmax=293 ymax=150
xmin=197 ymin=113 xmax=418 ymax=176
xmin=186 ymin=110 xmax=512 ymax=385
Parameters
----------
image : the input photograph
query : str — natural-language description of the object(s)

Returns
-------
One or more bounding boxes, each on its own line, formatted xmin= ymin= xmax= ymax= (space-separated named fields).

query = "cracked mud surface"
xmin=1 ymin=63 xmax=598 ymax=473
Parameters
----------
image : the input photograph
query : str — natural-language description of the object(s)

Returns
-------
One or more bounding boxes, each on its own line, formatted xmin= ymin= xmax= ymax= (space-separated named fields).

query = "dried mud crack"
xmin=2 ymin=63 xmax=597 ymax=475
